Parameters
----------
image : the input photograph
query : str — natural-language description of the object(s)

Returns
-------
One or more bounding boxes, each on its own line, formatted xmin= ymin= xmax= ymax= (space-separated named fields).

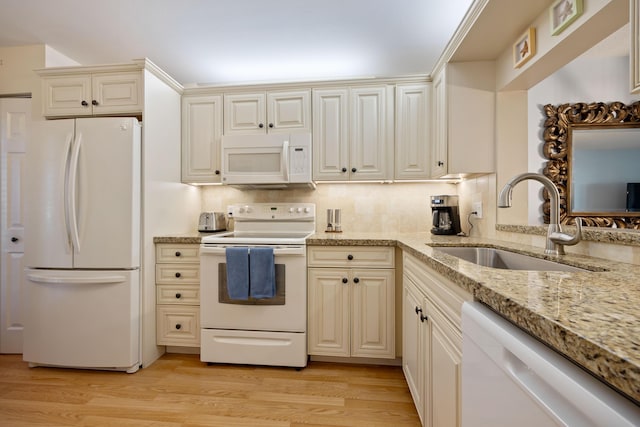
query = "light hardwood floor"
xmin=0 ymin=353 xmax=420 ymax=427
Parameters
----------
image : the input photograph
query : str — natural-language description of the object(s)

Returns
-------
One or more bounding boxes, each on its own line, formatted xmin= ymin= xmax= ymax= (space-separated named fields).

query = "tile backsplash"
xmin=201 ymin=182 xmax=458 ymax=233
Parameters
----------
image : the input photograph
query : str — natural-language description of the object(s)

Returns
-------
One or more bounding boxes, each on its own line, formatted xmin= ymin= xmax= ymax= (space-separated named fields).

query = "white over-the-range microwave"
xmin=221 ymin=133 xmax=314 ymax=189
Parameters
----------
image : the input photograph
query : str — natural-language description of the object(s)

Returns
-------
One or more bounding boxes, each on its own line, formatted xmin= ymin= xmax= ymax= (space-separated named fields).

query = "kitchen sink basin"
xmin=430 ymin=246 xmax=588 ymax=272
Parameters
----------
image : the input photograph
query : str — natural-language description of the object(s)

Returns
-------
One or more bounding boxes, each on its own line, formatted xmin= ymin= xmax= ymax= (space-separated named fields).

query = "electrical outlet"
xmin=472 ymin=201 xmax=483 ymax=219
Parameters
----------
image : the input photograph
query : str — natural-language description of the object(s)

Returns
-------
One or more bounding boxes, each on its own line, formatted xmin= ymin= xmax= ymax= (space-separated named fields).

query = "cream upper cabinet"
xmin=431 ymin=62 xmax=495 ymax=178
xmin=395 ymin=84 xmax=431 ymax=180
xmin=350 ymin=86 xmax=394 ymax=180
xmin=312 ymin=88 xmax=349 ymax=180
xmin=223 ymin=90 xmax=310 ymax=135
xmin=307 ymin=246 xmax=395 ymax=359
xmin=431 ymin=70 xmax=448 ymax=178
xmin=313 ymin=85 xmax=393 ymax=181
xmin=403 ymin=252 xmax=471 ymax=427
xmin=181 ymin=95 xmax=223 ymax=183
xmin=42 ymin=71 xmax=143 ymax=117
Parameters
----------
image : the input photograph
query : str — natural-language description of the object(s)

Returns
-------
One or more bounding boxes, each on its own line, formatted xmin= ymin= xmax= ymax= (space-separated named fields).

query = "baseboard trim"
xmin=309 ymin=355 xmax=402 ymax=366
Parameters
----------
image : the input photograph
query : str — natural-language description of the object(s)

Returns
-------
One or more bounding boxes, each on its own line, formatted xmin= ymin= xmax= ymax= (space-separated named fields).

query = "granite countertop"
xmin=308 ymin=231 xmax=640 ymax=404
xmin=156 ymin=231 xmax=640 ymax=403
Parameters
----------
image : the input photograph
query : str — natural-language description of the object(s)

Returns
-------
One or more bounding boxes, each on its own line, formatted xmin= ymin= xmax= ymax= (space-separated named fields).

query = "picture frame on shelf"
xmin=513 ymin=27 xmax=536 ymax=69
xmin=550 ymin=0 xmax=583 ymax=36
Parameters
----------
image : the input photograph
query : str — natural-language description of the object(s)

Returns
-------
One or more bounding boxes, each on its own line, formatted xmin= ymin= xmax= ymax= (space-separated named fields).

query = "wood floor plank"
xmin=0 ymin=354 xmax=420 ymax=427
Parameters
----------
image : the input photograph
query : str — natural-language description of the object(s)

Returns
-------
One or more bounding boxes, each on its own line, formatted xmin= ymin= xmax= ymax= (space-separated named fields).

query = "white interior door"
xmin=0 ymin=97 xmax=30 ymax=353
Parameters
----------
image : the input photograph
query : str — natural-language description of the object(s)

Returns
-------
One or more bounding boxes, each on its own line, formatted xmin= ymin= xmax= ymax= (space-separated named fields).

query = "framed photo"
xmin=550 ymin=0 xmax=583 ymax=36
xmin=513 ymin=27 xmax=536 ymax=69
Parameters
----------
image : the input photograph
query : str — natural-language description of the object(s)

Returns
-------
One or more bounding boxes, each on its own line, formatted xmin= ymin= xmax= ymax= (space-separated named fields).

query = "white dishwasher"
xmin=462 ymin=302 xmax=640 ymax=427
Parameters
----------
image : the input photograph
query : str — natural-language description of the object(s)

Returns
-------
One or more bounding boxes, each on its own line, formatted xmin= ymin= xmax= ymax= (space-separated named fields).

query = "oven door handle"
xmin=200 ymin=246 xmax=306 ymax=256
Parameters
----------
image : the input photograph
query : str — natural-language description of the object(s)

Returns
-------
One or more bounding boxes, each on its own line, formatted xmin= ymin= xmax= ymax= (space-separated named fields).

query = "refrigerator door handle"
xmin=68 ymin=132 xmax=82 ymax=253
xmin=62 ymin=132 xmax=74 ymax=249
xmin=27 ymin=273 xmax=128 ymax=285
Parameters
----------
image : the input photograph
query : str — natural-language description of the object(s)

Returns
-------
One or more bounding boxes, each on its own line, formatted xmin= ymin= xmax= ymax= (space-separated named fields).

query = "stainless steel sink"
xmin=430 ymin=246 xmax=588 ymax=272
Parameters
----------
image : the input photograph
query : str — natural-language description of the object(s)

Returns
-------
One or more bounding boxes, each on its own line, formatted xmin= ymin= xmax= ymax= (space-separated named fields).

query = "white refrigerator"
xmin=23 ymin=117 xmax=141 ymax=373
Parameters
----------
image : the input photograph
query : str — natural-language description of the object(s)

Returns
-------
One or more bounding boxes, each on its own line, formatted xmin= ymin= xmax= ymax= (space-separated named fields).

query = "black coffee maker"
xmin=430 ymin=195 xmax=461 ymax=235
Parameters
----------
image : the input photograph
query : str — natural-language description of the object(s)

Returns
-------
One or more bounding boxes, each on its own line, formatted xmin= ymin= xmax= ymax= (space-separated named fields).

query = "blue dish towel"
xmin=249 ymin=247 xmax=276 ymax=299
xmin=225 ymin=247 xmax=249 ymax=300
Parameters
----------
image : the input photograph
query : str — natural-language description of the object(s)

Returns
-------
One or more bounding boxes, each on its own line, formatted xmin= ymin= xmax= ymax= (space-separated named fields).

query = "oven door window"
xmin=218 ymin=263 xmax=286 ymax=305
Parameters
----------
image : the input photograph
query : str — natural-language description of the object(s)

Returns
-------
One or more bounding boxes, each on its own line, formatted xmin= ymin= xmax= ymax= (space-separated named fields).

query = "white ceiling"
xmin=0 ymin=0 xmax=473 ymax=86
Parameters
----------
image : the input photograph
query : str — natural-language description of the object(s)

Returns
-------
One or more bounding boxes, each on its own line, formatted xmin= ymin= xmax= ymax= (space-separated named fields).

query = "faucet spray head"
xmin=498 ymin=184 xmax=513 ymax=208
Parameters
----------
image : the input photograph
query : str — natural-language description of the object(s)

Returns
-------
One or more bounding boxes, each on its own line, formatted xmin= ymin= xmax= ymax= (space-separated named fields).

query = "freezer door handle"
xmin=27 ymin=273 xmax=128 ymax=285
xmin=68 ymin=132 xmax=82 ymax=253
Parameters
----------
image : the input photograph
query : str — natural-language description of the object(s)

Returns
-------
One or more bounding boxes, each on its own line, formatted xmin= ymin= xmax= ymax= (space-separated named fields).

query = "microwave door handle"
xmin=282 ymin=140 xmax=289 ymax=181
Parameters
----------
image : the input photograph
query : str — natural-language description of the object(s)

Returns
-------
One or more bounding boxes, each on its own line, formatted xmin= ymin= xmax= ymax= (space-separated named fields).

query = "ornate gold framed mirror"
xmin=542 ymin=101 xmax=640 ymax=228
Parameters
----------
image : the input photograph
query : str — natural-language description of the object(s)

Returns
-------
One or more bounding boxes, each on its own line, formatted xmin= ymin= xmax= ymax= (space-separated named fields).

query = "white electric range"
xmin=199 ymin=203 xmax=315 ymax=368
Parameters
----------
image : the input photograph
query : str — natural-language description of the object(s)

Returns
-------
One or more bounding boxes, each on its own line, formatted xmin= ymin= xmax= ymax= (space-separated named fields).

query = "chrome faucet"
xmin=498 ymin=172 xmax=582 ymax=256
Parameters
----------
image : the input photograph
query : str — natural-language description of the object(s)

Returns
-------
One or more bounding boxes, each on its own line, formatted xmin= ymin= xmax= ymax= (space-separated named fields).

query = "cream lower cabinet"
xmin=307 ymin=246 xmax=395 ymax=359
xmin=155 ymin=243 xmax=200 ymax=347
xmin=402 ymin=252 xmax=472 ymax=427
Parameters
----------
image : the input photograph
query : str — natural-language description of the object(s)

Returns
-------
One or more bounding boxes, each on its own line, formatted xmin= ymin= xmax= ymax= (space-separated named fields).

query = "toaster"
xmin=198 ymin=212 xmax=227 ymax=232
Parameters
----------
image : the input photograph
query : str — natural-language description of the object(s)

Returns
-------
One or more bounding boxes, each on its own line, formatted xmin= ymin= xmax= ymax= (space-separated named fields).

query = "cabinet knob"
xmin=81 ymin=100 xmax=88 ymax=107
xmin=215 ymin=170 xmax=220 ymax=175
xmin=420 ymin=314 xmax=428 ymax=322
xmin=347 ymin=254 xmax=354 ymax=260
xmin=175 ymin=293 xmax=182 ymax=299
xmin=92 ymin=100 xmax=99 ymax=106
xmin=341 ymin=167 xmax=347 ymax=173
xmin=353 ymin=277 xmax=360 ymax=284
xmin=175 ymin=324 xmax=182 ymax=330
xmin=342 ymin=277 xmax=348 ymax=284
xmin=10 ymin=237 xmax=18 ymax=243
xmin=175 ymin=251 xmax=181 ymax=257
xmin=437 ymin=161 xmax=444 ymax=167
xmin=268 ymin=123 xmax=274 ymax=128
xmin=258 ymin=123 xmax=264 ymax=128
xmin=351 ymin=167 xmax=357 ymax=173
xmin=415 ymin=306 xmax=422 ymax=315
xmin=175 ymin=272 xmax=181 ymax=278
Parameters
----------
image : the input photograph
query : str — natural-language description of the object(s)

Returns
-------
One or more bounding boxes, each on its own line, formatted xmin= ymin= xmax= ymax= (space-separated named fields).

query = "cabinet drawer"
xmin=156 ymin=305 xmax=200 ymax=346
xmin=308 ymin=246 xmax=394 ymax=268
xmin=403 ymin=252 xmax=471 ymax=327
xmin=156 ymin=244 xmax=199 ymax=263
xmin=156 ymin=284 xmax=200 ymax=304
xmin=156 ymin=264 xmax=200 ymax=284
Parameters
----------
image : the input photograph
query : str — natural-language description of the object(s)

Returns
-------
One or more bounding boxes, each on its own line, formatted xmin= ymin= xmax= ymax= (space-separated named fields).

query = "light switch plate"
xmin=472 ymin=201 xmax=483 ymax=219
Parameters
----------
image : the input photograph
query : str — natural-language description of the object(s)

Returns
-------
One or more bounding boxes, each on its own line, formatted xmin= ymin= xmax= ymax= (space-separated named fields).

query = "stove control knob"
xmin=289 ymin=207 xmax=295 ymax=213
xmin=244 ymin=205 xmax=252 ymax=213
xmin=304 ymin=207 xmax=311 ymax=213
xmin=296 ymin=207 xmax=303 ymax=213
xmin=238 ymin=207 xmax=245 ymax=213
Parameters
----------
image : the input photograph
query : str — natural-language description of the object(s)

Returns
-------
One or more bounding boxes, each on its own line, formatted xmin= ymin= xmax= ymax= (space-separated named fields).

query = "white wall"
xmin=0 ymin=45 xmax=78 ymax=112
